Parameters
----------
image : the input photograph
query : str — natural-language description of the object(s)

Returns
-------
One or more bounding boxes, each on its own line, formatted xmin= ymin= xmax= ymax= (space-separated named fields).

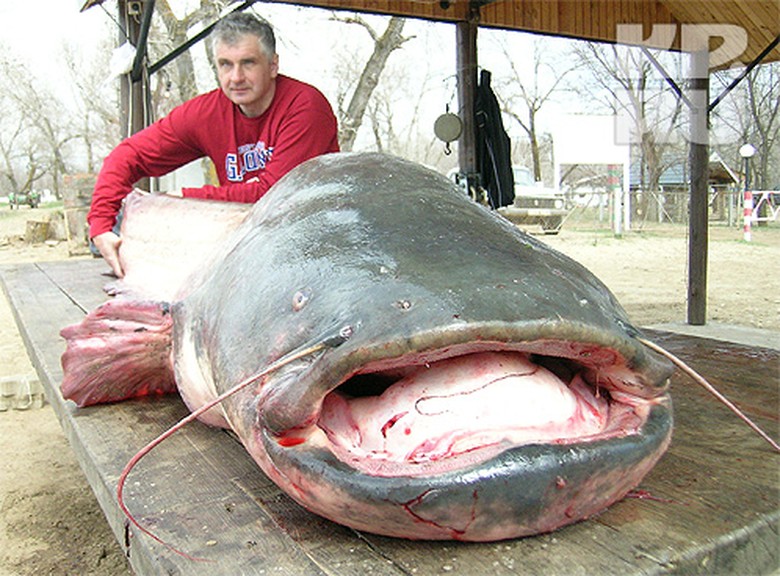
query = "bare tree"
xmin=571 ymin=42 xmax=686 ymax=222
xmin=0 ymin=45 xmax=75 ymax=196
xmin=346 ymin=53 xmax=442 ymax=164
xmin=147 ymin=0 xmax=227 ymax=117
xmin=62 ymin=42 xmax=122 ymax=174
xmin=495 ymin=38 xmax=576 ymax=183
xmin=0 ymin=111 xmax=47 ymax=196
xmin=333 ymin=16 xmax=411 ymax=151
xmin=713 ymin=62 xmax=780 ymax=190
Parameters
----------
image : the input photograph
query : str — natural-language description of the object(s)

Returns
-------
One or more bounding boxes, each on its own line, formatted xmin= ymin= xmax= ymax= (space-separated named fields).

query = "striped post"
xmin=743 ymin=190 xmax=753 ymax=242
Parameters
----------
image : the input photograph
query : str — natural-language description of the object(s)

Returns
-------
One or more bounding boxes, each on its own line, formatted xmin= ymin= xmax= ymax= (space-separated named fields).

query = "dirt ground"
xmin=0 ymin=204 xmax=778 ymax=575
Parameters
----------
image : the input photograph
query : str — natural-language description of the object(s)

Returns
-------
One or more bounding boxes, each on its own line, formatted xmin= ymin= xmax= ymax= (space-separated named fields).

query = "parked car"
xmin=8 ymin=190 xmax=41 ymax=209
xmin=497 ymin=167 xmax=568 ymax=234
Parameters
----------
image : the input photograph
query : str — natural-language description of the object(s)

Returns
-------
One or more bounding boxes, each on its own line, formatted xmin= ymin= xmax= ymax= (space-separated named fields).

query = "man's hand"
xmin=92 ymin=231 xmax=124 ymax=278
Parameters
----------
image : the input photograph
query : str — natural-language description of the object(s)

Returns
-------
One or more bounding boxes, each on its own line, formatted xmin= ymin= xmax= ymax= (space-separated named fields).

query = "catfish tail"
xmin=60 ymin=299 xmax=176 ymax=407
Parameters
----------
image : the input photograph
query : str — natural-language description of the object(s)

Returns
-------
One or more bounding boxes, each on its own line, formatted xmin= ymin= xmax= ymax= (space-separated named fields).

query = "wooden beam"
xmin=687 ymin=48 xmax=710 ymax=326
xmin=456 ymin=4 xmax=480 ymax=184
xmin=117 ymin=0 xmax=146 ymax=138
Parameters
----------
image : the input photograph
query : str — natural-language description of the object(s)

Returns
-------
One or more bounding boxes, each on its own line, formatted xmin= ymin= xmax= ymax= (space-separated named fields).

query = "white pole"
xmin=743 ymin=190 xmax=753 ymax=242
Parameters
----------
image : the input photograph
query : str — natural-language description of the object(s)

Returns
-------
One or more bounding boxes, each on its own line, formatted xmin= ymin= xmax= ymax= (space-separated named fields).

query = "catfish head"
xmin=171 ymin=153 xmax=674 ymax=540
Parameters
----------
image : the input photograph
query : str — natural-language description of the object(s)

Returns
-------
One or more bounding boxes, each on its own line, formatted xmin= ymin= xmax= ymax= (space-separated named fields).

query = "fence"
xmin=558 ymin=188 xmax=778 ymax=230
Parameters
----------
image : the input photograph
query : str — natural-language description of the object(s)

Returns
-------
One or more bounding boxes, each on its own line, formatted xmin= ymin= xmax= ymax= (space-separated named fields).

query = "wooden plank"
xmin=557 ymin=0 xmax=574 ymax=36
xmin=529 ymin=0 xmax=544 ymax=31
xmin=0 ymin=262 xmax=404 ymax=575
xmin=605 ymin=0 xmax=617 ymax=43
xmin=566 ymin=0 xmax=579 ymax=36
xmin=593 ymin=0 xmax=603 ymax=37
xmin=254 ymin=0 xmax=780 ymax=64
xmin=544 ymin=0 xmax=559 ymax=36
xmin=2 ymin=260 xmax=778 ymax=575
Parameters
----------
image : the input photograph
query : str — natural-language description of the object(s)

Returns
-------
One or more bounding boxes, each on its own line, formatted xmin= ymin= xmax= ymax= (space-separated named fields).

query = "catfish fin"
xmin=60 ymin=299 xmax=176 ymax=407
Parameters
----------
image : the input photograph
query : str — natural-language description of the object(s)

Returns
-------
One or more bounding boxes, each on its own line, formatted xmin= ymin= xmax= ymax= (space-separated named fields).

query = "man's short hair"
xmin=212 ymin=12 xmax=276 ymax=58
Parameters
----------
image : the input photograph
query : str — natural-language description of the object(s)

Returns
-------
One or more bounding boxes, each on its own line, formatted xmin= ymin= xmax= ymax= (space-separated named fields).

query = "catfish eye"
xmin=292 ymin=288 xmax=312 ymax=311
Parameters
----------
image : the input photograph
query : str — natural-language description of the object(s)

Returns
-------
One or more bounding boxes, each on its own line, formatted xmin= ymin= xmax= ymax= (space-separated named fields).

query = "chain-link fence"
xmin=557 ymin=188 xmax=777 ymax=232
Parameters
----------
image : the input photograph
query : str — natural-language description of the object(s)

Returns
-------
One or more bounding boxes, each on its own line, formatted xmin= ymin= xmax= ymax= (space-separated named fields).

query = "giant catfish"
xmin=61 ymin=152 xmax=674 ymax=541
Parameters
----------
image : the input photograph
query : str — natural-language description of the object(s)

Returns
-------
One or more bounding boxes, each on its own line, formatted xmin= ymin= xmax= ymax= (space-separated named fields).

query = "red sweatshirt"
xmin=88 ymin=75 xmax=339 ymax=238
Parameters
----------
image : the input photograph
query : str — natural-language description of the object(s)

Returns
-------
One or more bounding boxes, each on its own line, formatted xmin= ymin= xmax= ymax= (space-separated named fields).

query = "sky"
xmin=0 ymin=1 xmax=460 ymax=114
xmin=0 ymin=0 xmax=109 ymax=81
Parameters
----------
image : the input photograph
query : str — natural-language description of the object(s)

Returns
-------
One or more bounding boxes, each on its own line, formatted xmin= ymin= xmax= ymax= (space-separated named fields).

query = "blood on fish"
xmin=626 ymin=489 xmax=679 ymax=504
xmin=381 ymin=412 xmax=408 ymax=438
xmin=401 ymin=489 xmax=469 ymax=538
xmin=278 ymin=436 xmax=306 ymax=447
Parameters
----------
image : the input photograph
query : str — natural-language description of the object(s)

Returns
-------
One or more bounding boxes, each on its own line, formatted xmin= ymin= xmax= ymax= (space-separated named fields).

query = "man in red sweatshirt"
xmin=89 ymin=11 xmax=340 ymax=277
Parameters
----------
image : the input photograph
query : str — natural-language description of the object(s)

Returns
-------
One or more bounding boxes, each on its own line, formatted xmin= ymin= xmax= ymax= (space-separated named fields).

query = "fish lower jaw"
xmin=282 ymin=350 xmax=666 ymax=478
xmin=251 ymin=347 xmax=672 ymax=541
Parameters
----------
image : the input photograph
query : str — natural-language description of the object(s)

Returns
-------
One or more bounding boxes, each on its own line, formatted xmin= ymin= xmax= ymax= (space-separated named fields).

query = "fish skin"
xmin=62 ymin=152 xmax=674 ymax=541
xmin=60 ymin=192 xmax=251 ymax=408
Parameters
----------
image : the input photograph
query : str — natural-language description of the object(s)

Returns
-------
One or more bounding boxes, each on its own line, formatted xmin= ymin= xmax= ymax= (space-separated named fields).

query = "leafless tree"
xmin=494 ymin=37 xmax=577 ymax=183
xmin=62 ymin=43 xmax=122 ymax=174
xmin=146 ymin=0 xmax=227 ymax=118
xmin=332 ymin=16 xmax=411 ymax=151
xmin=0 ymin=110 xmax=47 ymax=197
xmin=713 ymin=62 xmax=780 ymax=190
xmin=571 ymin=42 xmax=686 ymax=221
xmin=0 ymin=45 xmax=76 ymax=196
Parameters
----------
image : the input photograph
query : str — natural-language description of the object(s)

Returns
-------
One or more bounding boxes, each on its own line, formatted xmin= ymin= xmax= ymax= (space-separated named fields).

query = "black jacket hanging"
xmin=475 ymin=69 xmax=514 ymax=209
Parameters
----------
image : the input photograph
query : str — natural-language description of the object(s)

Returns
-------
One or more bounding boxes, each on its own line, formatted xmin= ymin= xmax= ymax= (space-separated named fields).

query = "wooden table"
xmin=2 ymin=259 xmax=778 ymax=575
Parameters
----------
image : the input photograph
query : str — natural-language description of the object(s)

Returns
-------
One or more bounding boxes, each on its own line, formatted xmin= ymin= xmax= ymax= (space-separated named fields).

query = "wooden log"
xmin=687 ymin=49 xmax=710 ymax=325
xmin=24 ymin=220 xmax=50 ymax=244
xmin=62 ymin=173 xmax=96 ymax=255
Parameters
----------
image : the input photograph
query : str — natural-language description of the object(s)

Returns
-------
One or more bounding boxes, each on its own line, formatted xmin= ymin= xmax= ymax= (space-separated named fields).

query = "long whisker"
xmin=638 ymin=337 xmax=779 ymax=453
xmin=116 ymin=330 xmax=351 ymax=560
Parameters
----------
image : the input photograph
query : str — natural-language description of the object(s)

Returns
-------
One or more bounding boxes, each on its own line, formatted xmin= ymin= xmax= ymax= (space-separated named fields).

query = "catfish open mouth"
xmin=315 ymin=349 xmax=668 ymax=478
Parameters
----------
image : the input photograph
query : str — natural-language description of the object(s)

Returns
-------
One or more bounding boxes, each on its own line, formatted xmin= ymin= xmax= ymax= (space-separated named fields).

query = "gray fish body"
xmin=168 ymin=152 xmax=673 ymax=540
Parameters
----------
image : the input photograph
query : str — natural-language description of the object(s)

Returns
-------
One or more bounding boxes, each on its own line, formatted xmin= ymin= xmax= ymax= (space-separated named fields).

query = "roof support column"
xmin=456 ymin=3 xmax=480 ymax=189
xmin=118 ymin=0 xmax=148 ymax=138
xmin=687 ymin=48 xmax=710 ymax=325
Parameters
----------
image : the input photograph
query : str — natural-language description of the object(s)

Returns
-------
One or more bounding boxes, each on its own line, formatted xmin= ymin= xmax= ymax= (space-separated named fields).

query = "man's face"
xmin=215 ymin=34 xmax=278 ymax=118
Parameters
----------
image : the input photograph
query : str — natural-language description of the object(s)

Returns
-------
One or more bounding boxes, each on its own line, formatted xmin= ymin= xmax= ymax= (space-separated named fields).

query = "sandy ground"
xmin=0 ymin=204 xmax=778 ymax=575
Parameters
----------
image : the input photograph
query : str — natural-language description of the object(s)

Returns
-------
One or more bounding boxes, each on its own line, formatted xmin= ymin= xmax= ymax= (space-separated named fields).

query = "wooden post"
xmin=118 ymin=1 xmax=144 ymax=138
xmin=608 ymin=164 xmax=622 ymax=237
xmin=117 ymin=0 xmax=149 ymax=188
xmin=456 ymin=4 xmax=479 ymax=191
xmin=687 ymin=48 xmax=710 ymax=326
